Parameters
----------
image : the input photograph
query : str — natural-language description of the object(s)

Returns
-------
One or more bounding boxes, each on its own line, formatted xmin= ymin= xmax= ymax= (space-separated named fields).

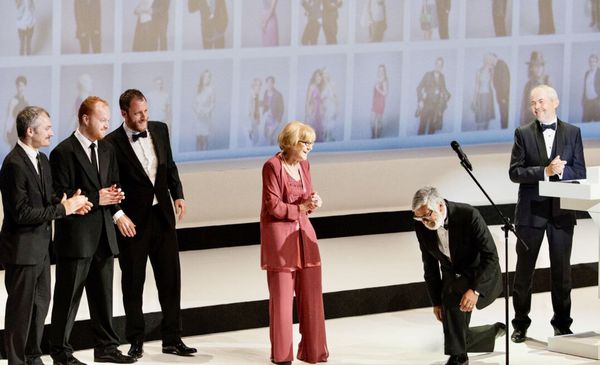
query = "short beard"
xmin=424 ymin=214 xmax=444 ymax=231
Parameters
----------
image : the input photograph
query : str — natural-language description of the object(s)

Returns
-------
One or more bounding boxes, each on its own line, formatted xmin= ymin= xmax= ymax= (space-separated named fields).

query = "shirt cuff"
xmin=112 ymin=210 xmax=124 ymax=224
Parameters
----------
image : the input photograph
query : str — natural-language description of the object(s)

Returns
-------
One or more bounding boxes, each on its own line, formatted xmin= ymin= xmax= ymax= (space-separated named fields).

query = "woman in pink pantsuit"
xmin=260 ymin=121 xmax=329 ymax=365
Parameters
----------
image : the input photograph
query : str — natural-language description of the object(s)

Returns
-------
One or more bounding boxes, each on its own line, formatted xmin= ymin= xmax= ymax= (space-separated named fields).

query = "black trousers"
xmin=512 ymin=224 xmax=574 ymax=331
xmin=441 ymin=275 xmax=498 ymax=355
xmin=49 ymin=238 xmax=119 ymax=361
xmin=322 ymin=14 xmax=338 ymax=44
xmin=492 ymin=0 xmax=507 ymax=37
xmin=118 ymin=205 xmax=182 ymax=345
xmin=4 ymin=255 xmax=50 ymax=365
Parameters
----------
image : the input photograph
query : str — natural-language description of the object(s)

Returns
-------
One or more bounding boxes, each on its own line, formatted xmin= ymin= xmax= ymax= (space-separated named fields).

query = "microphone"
xmin=450 ymin=141 xmax=473 ymax=171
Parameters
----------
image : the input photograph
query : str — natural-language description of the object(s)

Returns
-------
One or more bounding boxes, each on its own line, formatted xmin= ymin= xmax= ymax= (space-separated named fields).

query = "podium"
xmin=539 ymin=166 xmax=600 ymax=359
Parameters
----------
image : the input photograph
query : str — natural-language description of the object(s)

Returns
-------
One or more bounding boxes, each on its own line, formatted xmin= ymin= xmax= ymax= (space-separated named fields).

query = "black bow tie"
xmin=540 ymin=122 xmax=556 ymax=131
xmin=132 ymin=130 xmax=148 ymax=141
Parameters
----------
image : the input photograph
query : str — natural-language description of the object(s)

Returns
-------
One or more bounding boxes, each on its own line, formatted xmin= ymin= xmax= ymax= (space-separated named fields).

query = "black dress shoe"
xmin=494 ymin=322 xmax=507 ymax=339
xmin=162 ymin=340 xmax=197 ymax=356
xmin=53 ymin=355 xmax=87 ymax=365
xmin=511 ymin=328 xmax=527 ymax=343
xmin=445 ymin=353 xmax=469 ymax=365
xmin=553 ymin=327 xmax=573 ymax=336
xmin=94 ymin=349 xmax=136 ymax=363
xmin=128 ymin=341 xmax=143 ymax=359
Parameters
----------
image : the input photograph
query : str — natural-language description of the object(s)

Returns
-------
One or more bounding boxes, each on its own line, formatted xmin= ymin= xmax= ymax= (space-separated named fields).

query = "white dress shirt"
xmin=540 ymin=117 xmax=560 ymax=181
xmin=436 ymin=207 xmax=451 ymax=261
xmin=17 ymin=139 xmax=40 ymax=174
xmin=123 ymin=124 xmax=159 ymax=206
xmin=74 ymin=129 xmax=98 ymax=170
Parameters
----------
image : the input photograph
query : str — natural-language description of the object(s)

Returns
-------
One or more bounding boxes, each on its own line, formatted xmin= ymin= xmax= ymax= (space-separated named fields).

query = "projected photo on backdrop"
xmin=0 ymin=0 xmax=598 ymax=163
xmin=61 ymin=0 xmax=115 ymax=54
xmin=352 ymin=52 xmax=401 ymax=140
xmin=59 ymin=65 xmax=114 ymax=140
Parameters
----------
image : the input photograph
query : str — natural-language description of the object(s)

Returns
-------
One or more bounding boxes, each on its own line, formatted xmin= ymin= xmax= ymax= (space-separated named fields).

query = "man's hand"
xmin=174 ymin=199 xmax=186 ymax=221
xmin=61 ymin=189 xmax=93 ymax=215
xmin=459 ymin=289 xmax=479 ymax=312
xmin=545 ymin=155 xmax=566 ymax=177
xmin=433 ymin=305 xmax=443 ymax=322
xmin=116 ymin=215 xmax=136 ymax=237
xmin=99 ymin=184 xmax=125 ymax=206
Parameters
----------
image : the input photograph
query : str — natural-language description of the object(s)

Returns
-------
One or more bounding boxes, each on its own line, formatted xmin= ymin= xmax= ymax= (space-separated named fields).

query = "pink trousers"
xmin=267 ymin=267 xmax=329 ymax=363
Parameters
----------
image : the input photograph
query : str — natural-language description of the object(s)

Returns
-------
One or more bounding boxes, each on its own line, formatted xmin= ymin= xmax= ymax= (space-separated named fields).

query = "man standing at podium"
xmin=509 ymin=84 xmax=586 ymax=343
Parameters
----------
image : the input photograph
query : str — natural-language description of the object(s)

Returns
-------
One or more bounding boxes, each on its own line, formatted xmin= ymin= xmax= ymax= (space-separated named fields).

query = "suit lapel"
xmin=69 ymin=135 xmax=101 ymax=189
xmin=446 ymin=202 xmax=459 ymax=265
xmin=113 ymin=125 xmax=153 ymax=184
xmin=39 ymin=153 xmax=53 ymax=203
xmin=15 ymin=145 xmax=45 ymax=196
xmin=148 ymin=123 xmax=165 ymax=166
xmin=532 ymin=121 xmax=549 ymax=165
xmin=98 ymin=141 xmax=110 ymax=186
xmin=553 ymin=119 xmax=565 ymax=158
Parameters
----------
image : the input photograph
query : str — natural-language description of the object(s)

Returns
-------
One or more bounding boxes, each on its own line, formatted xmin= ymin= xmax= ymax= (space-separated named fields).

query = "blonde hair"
xmin=278 ymin=121 xmax=316 ymax=152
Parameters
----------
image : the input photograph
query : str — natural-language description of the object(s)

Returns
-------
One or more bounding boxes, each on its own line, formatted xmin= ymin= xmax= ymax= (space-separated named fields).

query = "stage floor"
xmin=16 ymin=286 xmax=600 ymax=365
xmin=0 ymin=219 xmax=593 ymax=325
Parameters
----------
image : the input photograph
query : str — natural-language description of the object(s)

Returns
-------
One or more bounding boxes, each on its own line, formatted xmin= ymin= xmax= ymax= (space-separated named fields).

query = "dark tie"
xmin=132 ymin=130 xmax=148 ymax=142
xmin=36 ymin=154 xmax=46 ymax=199
xmin=540 ymin=122 xmax=556 ymax=131
xmin=90 ymin=142 xmax=99 ymax=173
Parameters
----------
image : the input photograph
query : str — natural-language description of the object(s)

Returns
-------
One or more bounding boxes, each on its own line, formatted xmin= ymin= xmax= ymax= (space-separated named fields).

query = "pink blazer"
xmin=260 ymin=153 xmax=321 ymax=271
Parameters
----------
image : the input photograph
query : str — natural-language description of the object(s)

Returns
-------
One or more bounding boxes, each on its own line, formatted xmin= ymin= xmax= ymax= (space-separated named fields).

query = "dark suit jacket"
xmin=104 ymin=122 xmax=184 ymax=231
xmin=0 ymin=145 xmax=66 ymax=265
xmin=75 ymin=0 xmax=101 ymax=38
xmin=322 ymin=0 xmax=342 ymax=18
xmin=509 ymin=119 xmax=586 ymax=227
xmin=192 ymin=0 xmax=228 ymax=33
xmin=50 ymin=134 xmax=120 ymax=258
xmin=415 ymin=201 xmax=502 ymax=310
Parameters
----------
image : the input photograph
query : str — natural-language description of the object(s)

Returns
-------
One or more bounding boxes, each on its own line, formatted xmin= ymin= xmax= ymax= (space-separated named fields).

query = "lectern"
xmin=539 ymin=166 xmax=600 ymax=359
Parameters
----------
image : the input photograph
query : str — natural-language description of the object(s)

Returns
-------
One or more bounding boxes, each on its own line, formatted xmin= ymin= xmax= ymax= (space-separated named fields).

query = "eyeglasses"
xmin=299 ymin=140 xmax=314 ymax=147
xmin=413 ymin=209 xmax=434 ymax=222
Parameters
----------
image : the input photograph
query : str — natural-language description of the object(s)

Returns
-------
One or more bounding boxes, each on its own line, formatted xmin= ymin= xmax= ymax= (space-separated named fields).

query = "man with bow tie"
xmin=104 ymin=89 xmax=196 ymax=358
xmin=509 ymin=84 xmax=586 ymax=343
xmin=412 ymin=186 xmax=504 ymax=365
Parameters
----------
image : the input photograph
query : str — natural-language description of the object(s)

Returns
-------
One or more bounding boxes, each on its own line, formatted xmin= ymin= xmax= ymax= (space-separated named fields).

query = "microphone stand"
xmin=457 ymin=159 xmax=528 ymax=365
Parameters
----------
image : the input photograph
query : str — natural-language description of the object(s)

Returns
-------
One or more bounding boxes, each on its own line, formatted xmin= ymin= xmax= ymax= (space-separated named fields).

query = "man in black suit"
xmin=582 ymin=53 xmax=600 ymax=122
xmin=492 ymin=0 xmax=507 ymax=37
xmin=322 ymin=0 xmax=342 ymax=44
xmin=490 ymin=53 xmax=510 ymax=129
xmin=188 ymin=0 xmax=228 ymax=49
xmin=509 ymin=84 xmax=586 ymax=343
xmin=104 ymin=89 xmax=196 ymax=358
xmin=412 ymin=186 xmax=504 ymax=365
xmin=436 ymin=0 xmax=451 ymax=39
xmin=49 ymin=96 xmax=136 ymax=365
xmin=152 ymin=0 xmax=170 ymax=51
xmin=0 ymin=106 xmax=92 ymax=365
xmin=74 ymin=0 xmax=101 ymax=53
